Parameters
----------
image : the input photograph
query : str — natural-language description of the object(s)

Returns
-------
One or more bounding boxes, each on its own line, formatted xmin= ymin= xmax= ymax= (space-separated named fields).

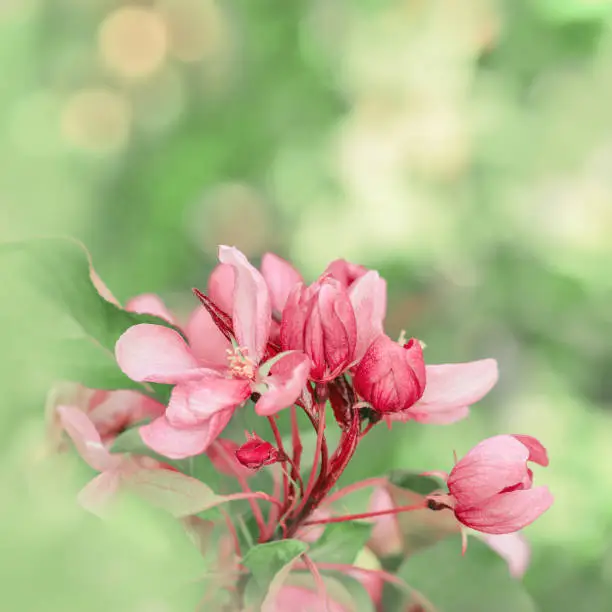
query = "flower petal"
xmin=165 ymin=378 xmax=250 ymax=426
xmin=392 ymin=405 xmax=470 ymax=425
xmin=512 ymin=434 xmax=549 ymax=467
xmin=77 ymin=471 xmax=122 ymax=517
xmin=185 ymin=306 xmax=230 ymax=367
xmin=448 ymin=435 xmax=530 ymax=507
xmin=349 ymin=270 xmax=387 ymax=362
xmin=410 ymin=359 xmax=498 ymax=416
xmin=56 ymin=405 xmax=121 ymax=472
xmin=207 ymin=263 xmax=235 ymax=315
xmin=456 ymin=487 xmax=553 ymax=535
xmin=140 ymin=411 xmax=234 ymax=459
xmin=87 ymin=390 xmax=165 ymax=442
xmin=482 ymin=532 xmax=531 ymax=578
xmin=219 ymin=246 xmax=271 ymax=364
xmin=115 ymin=324 xmax=200 ymax=383
xmin=368 ymin=486 xmax=403 ymax=557
xmin=125 ymin=293 xmax=177 ymax=324
xmin=261 ymin=252 xmax=303 ymax=314
xmin=255 ymin=352 xmax=310 ymax=417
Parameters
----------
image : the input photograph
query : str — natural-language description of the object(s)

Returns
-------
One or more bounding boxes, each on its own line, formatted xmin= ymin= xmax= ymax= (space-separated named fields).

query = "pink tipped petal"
xmin=126 ymin=294 xmax=177 ymax=324
xmin=412 ymin=359 xmax=499 ymax=415
xmin=165 ymin=378 xmax=250 ymax=426
xmin=457 ymin=487 xmax=554 ymax=535
xmin=448 ymin=435 xmax=530 ymax=507
xmin=512 ymin=435 xmax=549 ymax=467
xmin=255 ymin=353 xmax=310 ymax=416
xmin=56 ymin=405 xmax=121 ymax=472
xmin=261 ymin=252 xmax=303 ymax=314
xmin=77 ymin=471 xmax=122 ymax=517
xmin=482 ymin=532 xmax=531 ymax=578
xmin=398 ymin=405 xmax=470 ymax=425
xmin=349 ymin=270 xmax=387 ymax=362
xmin=140 ymin=411 xmax=234 ymax=459
xmin=115 ymin=324 xmax=200 ymax=383
xmin=207 ymin=263 xmax=235 ymax=315
xmin=185 ymin=306 xmax=230 ymax=367
xmin=218 ymin=245 xmax=271 ymax=363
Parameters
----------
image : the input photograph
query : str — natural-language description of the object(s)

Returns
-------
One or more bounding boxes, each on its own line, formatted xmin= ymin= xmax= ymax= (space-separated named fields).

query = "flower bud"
xmin=353 ymin=335 xmax=426 ymax=414
xmin=280 ymin=276 xmax=357 ymax=382
xmin=235 ymin=433 xmax=282 ymax=470
xmin=436 ymin=434 xmax=553 ymax=535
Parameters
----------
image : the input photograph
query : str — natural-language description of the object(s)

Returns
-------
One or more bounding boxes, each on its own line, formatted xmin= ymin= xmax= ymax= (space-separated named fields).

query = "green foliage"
xmin=1 ymin=238 xmax=174 ymax=402
xmin=242 ymin=539 xmax=308 ymax=607
xmin=396 ymin=536 xmax=538 ymax=612
xmin=388 ymin=470 xmax=444 ymax=496
xmin=309 ymin=521 xmax=373 ymax=565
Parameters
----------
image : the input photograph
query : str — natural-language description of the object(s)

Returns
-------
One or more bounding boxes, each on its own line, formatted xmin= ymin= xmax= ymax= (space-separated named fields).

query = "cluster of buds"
xmin=52 ymin=245 xmax=553 ymax=610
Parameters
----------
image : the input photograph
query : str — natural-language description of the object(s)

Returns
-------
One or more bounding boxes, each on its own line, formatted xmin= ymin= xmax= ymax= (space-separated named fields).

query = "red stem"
xmin=301 ymin=501 xmax=427 ymax=525
xmin=294 ymin=400 xmax=327 ymax=516
xmin=263 ymin=464 xmax=283 ymax=540
xmin=302 ymin=554 xmax=330 ymax=611
xmin=220 ymin=509 xmax=241 ymax=558
xmin=291 ymin=405 xmax=302 ymax=472
xmin=267 ymin=416 xmax=292 ymax=511
xmin=325 ymin=477 xmax=388 ymax=506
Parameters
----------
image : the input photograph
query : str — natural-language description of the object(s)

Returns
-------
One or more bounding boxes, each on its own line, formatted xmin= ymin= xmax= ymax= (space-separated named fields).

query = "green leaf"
xmin=123 ymin=469 xmax=225 ymax=518
xmin=52 ymin=338 xmax=143 ymax=391
xmin=1 ymin=238 xmax=177 ymax=400
xmin=388 ymin=470 xmax=444 ymax=496
xmin=397 ymin=536 xmax=538 ymax=612
xmin=309 ymin=521 xmax=373 ymax=565
xmin=242 ymin=540 xmax=308 ymax=607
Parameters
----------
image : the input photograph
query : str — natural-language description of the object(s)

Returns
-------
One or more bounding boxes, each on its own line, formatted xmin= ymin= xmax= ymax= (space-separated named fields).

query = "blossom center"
xmin=226 ymin=346 xmax=256 ymax=380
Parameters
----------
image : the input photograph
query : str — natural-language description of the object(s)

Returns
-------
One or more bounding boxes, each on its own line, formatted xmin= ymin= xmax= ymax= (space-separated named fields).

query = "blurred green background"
xmin=2 ymin=0 xmax=612 ymax=610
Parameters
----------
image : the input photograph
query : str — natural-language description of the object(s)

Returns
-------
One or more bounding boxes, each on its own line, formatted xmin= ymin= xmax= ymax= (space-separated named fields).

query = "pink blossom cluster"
xmin=52 ymin=245 xmax=553 ymax=610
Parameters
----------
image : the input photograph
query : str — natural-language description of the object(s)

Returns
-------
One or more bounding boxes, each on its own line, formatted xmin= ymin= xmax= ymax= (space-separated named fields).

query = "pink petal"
xmin=185 ymin=306 xmax=230 ymax=367
xmin=512 ymin=435 xmax=549 ymax=467
xmin=140 ymin=410 xmax=234 ymax=459
xmin=368 ymin=486 xmax=403 ymax=557
xmin=456 ymin=486 xmax=553 ymax=535
xmin=165 ymin=378 xmax=250 ymax=426
xmin=208 ymin=263 xmax=235 ymax=315
xmin=261 ymin=252 xmax=303 ymax=314
xmin=115 ymin=324 xmax=201 ymax=383
xmin=349 ymin=270 xmax=387 ymax=362
xmin=56 ymin=405 xmax=121 ymax=472
xmin=392 ymin=405 xmax=470 ymax=425
xmin=77 ymin=471 xmax=122 ymax=517
xmin=125 ymin=293 xmax=177 ymax=324
xmin=218 ymin=246 xmax=271 ymax=364
xmin=410 ymin=359 xmax=498 ymax=417
xmin=482 ymin=532 xmax=531 ymax=578
xmin=255 ymin=352 xmax=310 ymax=416
xmin=448 ymin=435 xmax=530 ymax=507
xmin=87 ymin=390 xmax=165 ymax=441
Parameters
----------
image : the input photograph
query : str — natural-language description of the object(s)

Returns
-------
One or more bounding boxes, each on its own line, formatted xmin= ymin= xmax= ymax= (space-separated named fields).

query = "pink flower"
xmin=271 ymin=586 xmax=347 ymax=612
xmin=235 ymin=432 xmax=283 ymax=470
xmin=439 ymin=434 xmax=553 ymax=534
xmin=280 ymin=271 xmax=385 ymax=382
xmin=353 ymin=335 xmax=426 ymax=414
xmin=353 ymin=333 xmax=498 ymax=423
xmin=324 ymin=259 xmax=368 ymax=288
xmin=116 ymin=246 xmax=310 ymax=459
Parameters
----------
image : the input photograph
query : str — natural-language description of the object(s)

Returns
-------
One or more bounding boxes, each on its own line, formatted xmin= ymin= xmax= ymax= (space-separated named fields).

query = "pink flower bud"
xmin=280 ymin=276 xmax=357 ymax=382
xmin=324 ymin=258 xmax=368 ymax=288
xmin=437 ymin=434 xmax=553 ymax=535
xmin=235 ymin=433 xmax=282 ymax=470
xmin=353 ymin=335 xmax=426 ymax=414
